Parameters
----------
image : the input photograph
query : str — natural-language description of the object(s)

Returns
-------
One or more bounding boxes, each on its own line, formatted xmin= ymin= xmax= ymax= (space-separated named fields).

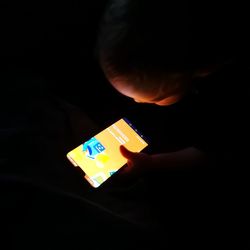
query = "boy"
xmin=96 ymin=0 xmax=250 ymax=176
xmin=95 ymin=2 xmax=250 ymax=247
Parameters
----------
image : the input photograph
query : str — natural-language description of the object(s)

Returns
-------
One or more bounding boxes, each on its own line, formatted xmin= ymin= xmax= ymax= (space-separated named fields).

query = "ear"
xmin=194 ymin=63 xmax=223 ymax=78
xmin=194 ymin=68 xmax=214 ymax=78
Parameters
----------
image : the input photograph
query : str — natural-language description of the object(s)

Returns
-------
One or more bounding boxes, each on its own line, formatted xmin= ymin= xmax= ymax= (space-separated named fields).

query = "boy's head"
xmin=96 ymin=0 xmax=237 ymax=106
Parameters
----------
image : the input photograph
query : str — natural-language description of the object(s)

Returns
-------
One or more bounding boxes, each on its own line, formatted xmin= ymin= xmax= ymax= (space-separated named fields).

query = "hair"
xmin=96 ymin=0 xmax=247 ymax=93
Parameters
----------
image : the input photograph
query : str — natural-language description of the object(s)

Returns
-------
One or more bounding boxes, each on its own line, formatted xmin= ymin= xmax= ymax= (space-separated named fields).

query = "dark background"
xmin=1 ymin=1 xmax=249 ymax=249
xmin=1 ymin=0 xmax=111 ymax=109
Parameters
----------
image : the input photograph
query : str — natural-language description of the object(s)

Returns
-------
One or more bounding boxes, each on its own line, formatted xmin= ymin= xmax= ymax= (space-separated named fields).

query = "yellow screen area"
xmin=67 ymin=118 xmax=148 ymax=188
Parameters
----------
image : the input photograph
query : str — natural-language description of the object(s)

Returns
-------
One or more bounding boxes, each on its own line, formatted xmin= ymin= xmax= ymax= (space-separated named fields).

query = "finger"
xmin=119 ymin=145 xmax=137 ymax=161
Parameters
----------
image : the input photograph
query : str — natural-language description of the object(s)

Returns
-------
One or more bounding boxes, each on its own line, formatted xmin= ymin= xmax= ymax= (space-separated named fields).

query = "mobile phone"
xmin=67 ymin=118 xmax=148 ymax=188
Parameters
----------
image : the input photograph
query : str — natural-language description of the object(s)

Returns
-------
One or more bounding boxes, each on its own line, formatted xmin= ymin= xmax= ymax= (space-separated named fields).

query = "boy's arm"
xmin=151 ymin=147 xmax=207 ymax=171
xmin=119 ymin=145 xmax=208 ymax=175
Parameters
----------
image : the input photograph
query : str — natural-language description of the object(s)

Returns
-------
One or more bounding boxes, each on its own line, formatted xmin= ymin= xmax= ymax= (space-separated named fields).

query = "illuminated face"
xmin=109 ymin=77 xmax=185 ymax=106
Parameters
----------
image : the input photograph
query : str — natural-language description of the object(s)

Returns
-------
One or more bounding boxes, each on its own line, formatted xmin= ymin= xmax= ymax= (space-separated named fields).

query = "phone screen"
xmin=67 ymin=118 xmax=148 ymax=188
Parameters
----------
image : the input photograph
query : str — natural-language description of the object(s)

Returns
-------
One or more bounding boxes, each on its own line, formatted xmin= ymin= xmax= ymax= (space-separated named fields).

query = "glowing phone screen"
xmin=67 ymin=118 xmax=148 ymax=188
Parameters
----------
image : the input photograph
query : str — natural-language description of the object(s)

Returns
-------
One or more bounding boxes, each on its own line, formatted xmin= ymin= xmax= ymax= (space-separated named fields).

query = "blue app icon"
xmin=82 ymin=137 xmax=105 ymax=159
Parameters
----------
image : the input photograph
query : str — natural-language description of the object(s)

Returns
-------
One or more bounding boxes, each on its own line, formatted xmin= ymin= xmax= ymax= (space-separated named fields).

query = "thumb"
xmin=120 ymin=145 xmax=136 ymax=172
xmin=119 ymin=145 xmax=137 ymax=160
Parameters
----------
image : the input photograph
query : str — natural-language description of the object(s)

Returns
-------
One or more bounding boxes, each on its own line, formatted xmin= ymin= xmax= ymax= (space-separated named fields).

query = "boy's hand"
xmin=119 ymin=145 xmax=152 ymax=177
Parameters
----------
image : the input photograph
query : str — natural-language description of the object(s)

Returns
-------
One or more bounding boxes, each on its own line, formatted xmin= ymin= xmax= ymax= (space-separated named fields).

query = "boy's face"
xmin=109 ymin=77 xmax=185 ymax=106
